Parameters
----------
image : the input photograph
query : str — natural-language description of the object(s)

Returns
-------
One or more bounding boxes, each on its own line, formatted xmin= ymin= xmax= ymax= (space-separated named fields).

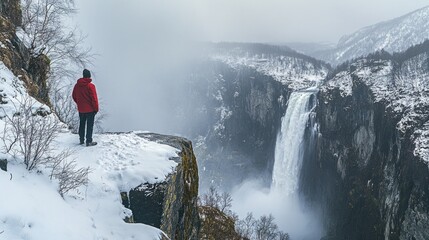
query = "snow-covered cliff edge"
xmin=0 ymin=2 xmax=200 ymax=238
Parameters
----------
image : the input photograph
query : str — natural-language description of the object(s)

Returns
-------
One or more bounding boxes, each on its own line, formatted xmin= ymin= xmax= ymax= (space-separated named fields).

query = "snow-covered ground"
xmin=0 ymin=62 xmax=179 ymax=239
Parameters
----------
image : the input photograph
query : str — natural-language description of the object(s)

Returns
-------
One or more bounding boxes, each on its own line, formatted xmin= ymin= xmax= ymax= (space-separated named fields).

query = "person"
xmin=72 ymin=69 xmax=99 ymax=147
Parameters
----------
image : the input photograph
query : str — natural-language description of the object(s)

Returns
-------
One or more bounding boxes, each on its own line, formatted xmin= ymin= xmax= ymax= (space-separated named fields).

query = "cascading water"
xmin=232 ymin=89 xmax=323 ymax=240
xmin=272 ymin=90 xmax=317 ymax=194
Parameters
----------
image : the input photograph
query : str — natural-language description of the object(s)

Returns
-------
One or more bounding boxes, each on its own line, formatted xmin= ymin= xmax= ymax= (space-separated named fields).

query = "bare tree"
xmin=219 ymin=191 xmax=233 ymax=213
xmin=278 ymin=232 xmax=290 ymax=240
xmin=20 ymin=0 xmax=93 ymax=79
xmin=199 ymin=186 xmax=233 ymax=216
xmin=236 ymin=212 xmax=256 ymax=240
xmin=20 ymin=0 xmax=97 ymax=130
xmin=255 ymin=215 xmax=279 ymax=240
xmin=200 ymin=186 xmax=220 ymax=209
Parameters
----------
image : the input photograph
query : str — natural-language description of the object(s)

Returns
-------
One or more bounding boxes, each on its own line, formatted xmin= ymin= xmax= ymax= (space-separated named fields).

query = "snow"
xmin=212 ymin=74 xmax=232 ymax=136
xmin=322 ymin=53 xmax=429 ymax=166
xmin=212 ymin=53 xmax=328 ymax=90
xmin=0 ymin=62 xmax=50 ymax=118
xmin=0 ymin=61 xmax=180 ymax=239
xmin=325 ymin=6 xmax=429 ymax=65
xmin=324 ymin=71 xmax=353 ymax=97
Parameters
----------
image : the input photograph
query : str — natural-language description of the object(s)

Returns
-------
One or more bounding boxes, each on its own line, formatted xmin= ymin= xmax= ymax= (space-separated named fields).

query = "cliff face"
xmin=0 ymin=0 xmax=21 ymax=26
xmin=122 ymin=133 xmax=200 ymax=240
xmin=181 ymin=60 xmax=289 ymax=190
xmin=0 ymin=0 xmax=50 ymax=105
xmin=302 ymin=46 xmax=429 ymax=240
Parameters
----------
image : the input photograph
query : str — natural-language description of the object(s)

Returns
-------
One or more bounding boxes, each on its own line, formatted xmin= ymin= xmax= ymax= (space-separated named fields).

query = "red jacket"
xmin=72 ymin=78 xmax=99 ymax=113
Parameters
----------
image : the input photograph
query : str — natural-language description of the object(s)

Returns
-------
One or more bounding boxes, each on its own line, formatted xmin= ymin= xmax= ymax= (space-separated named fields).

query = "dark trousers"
xmin=79 ymin=112 xmax=96 ymax=143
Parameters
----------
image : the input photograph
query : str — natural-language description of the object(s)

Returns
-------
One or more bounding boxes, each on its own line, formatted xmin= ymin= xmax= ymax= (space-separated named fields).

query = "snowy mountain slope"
xmin=319 ymin=6 xmax=429 ymax=65
xmin=285 ymin=42 xmax=336 ymax=58
xmin=0 ymin=62 xmax=180 ymax=239
xmin=322 ymin=41 xmax=429 ymax=165
xmin=210 ymin=43 xmax=330 ymax=90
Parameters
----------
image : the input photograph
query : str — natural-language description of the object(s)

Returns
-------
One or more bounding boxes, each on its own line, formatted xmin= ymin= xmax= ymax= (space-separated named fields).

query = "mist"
xmin=231 ymin=180 xmax=323 ymax=240
xmin=73 ymin=0 xmax=428 ymax=133
xmin=70 ymin=1 xmax=428 ymax=238
xmin=74 ymin=0 xmax=203 ymax=133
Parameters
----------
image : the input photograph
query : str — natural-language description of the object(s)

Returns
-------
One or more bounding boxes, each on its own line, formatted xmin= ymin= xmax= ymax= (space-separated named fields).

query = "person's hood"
xmin=76 ymin=77 xmax=92 ymax=86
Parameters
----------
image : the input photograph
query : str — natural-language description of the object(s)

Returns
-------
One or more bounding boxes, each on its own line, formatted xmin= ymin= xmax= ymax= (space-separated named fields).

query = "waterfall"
xmin=272 ymin=90 xmax=316 ymax=194
xmin=233 ymin=89 xmax=323 ymax=240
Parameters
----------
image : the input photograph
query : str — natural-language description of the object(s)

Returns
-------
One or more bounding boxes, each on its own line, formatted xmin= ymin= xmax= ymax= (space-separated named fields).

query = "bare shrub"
xmin=2 ymin=96 xmax=90 ymax=197
xmin=50 ymin=159 xmax=91 ymax=197
xmin=2 ymin=97 xmax=61 ymax=170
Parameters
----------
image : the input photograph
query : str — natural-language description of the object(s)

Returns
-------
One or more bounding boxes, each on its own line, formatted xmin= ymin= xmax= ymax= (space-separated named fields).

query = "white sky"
xmin=75 ymin=0 xmax=429 ymax=43
xmin=72 ymin=0 xmax=429 ymax=132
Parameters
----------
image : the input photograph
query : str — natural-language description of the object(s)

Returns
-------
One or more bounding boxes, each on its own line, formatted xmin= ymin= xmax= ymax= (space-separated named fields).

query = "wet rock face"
xmin=122 ymin=133 xmax=200 ymax=240
xmin=303 ymin=79 xmax=429 ymax=240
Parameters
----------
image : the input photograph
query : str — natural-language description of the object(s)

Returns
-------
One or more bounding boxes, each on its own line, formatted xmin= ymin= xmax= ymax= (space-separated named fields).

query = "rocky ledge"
xmin=121 ymin=133 xmax=200 ymax=240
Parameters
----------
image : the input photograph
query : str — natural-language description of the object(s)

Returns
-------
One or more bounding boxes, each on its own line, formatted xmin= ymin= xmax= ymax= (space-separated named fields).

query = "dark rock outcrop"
xmin=0 ymin=0 xmax=21 ymax=27
xmin=122 ymin=133 xmax=200 ymax=240
xmin=0 ymin=0 xmax=51 ymax=106
xmin=0 ymin=158 xmax=6 ymax=171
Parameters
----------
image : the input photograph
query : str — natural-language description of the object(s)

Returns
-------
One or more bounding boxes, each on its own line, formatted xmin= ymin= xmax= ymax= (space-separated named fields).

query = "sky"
xmin=75 ymin=0 xmax=429 ymax=43
xmin=73 ymin=0 xmax=429 ymax=132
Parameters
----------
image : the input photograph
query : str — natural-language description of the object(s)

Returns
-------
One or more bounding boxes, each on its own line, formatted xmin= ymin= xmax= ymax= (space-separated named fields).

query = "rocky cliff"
xmin=179 ymin=60 xmax=290 ymax=190
xmin=122 ymin=133 xmax=200 ymax=240
xmin=0 ymin=0 xmax=50 ymax=105
xmin=184 ymin=43 xmax=329 ymax=191
xmin=302 ymin=42 xmax=429 ymax=240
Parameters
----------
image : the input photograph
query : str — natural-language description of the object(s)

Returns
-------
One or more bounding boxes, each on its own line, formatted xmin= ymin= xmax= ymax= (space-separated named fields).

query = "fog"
xmin=71 ymin=1 xmax=427 ymax=238
xmin=231 ymin=180 xmax=323 ymax=239
xmin=73 ymin=0 xmax=428 ymax=133
xmin=73 ymin=0 xmax=202 ymax=133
